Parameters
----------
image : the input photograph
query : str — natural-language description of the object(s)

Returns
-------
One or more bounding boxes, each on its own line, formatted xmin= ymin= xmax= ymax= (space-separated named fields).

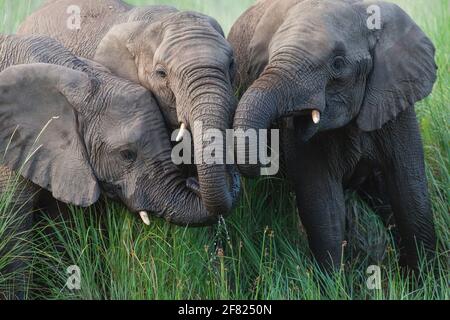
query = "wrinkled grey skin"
xmin=229 ymin=0 xmax=437 ymax=269
xmin=0 ymin=34 xmax=219 ymax=227
xmin=18 ymin=0 xmax=239 ymax=216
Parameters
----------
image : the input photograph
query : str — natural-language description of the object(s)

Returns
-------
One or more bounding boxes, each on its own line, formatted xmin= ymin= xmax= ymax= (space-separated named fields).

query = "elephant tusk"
xmin=139 ymin=211 xmax=150 ymax=226
xmin=312 ymin=110 xmax=321 ymax=124
xmin=176 ymin=123 xmax=187 ymax=142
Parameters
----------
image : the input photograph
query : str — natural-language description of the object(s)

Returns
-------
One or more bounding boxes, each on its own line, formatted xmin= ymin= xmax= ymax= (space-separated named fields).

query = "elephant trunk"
xmin=185 ymin=72 xmax=240 ymax=216
xmin=233 ymin=75 xmax=281 ymax=177
xmin=132 ymin=158 xmax=225 ymax=227
xmin=158 ymin=163 xmax=221 ymax=226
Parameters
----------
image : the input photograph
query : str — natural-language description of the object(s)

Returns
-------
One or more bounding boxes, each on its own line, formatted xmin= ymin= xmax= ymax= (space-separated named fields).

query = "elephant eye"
xmin=155 ymin=66 xmax=167 ymax=79
xmin=120 ymin=149 xmax=137 ymax=162
xmin=331 ymin=56 xmax=346 ymax=75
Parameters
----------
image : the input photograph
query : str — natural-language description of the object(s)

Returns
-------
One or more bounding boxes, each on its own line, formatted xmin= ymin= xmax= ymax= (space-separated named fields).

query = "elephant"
xmin=0 ymin=33 xmax=229 ymax=299
xmin=229 ymin=0 xmax=437 ymax=270
xmin=18 ymin=0 xmax=240 ymax=216
xmin=0 ymin=33 xmax=223 ymax=228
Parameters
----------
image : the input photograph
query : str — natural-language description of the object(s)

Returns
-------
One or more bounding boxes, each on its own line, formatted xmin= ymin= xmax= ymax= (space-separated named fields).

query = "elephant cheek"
xmin=153 ymin=87 xmax=179 ymax=129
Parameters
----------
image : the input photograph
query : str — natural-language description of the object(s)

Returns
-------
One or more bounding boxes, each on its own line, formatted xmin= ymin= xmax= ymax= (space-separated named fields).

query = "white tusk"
xmin=312 ymin=110 xmax=321 ymax=124
xmin=176 ymin=123 xmax=187 ymax=142
xmin=139 ymin=211 xmax=150 ymax=226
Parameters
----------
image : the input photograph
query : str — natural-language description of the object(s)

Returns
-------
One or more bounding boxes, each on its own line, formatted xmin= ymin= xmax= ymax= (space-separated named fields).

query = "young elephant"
xmin=18 ymin=0 xmax=239 ymax=216
xmin=0 ymin=34 xmax=219 ymax=227
xmin=229 ymin=0 xmax=437 ymax=269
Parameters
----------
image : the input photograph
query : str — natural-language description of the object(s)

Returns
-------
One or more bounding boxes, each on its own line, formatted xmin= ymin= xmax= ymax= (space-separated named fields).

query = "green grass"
xmin=0 ymin=0 xmax=449 ymax=300
xmin=0 ymin=173 xmax=37 ymax=299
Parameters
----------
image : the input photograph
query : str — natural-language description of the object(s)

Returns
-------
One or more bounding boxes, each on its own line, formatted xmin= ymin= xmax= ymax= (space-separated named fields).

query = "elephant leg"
xmin=379 ymin=111 xmax=436 ymax=270
xmin=0 ymin=165 xmax=38 ymax=299
xmin=295 ymin=178 xmax=346 ymax=271
xmin=349 ymin=162 xmax=394 ymax=227
xmin=285 ymin=136 xmax=346 ymax=271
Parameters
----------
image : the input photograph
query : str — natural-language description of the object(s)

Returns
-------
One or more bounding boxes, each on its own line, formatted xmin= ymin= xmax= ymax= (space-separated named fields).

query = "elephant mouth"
xmin=283 ymin=109 xmax=321 ymax=142
xmin=184 ymin=165 xmax=241 ymax=210
xmin=186 ymin=176 xmax=201 ymax=196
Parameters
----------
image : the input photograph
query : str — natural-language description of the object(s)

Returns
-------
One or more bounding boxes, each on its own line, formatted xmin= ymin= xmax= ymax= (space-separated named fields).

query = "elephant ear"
xmin=0 ymin=64 xmax=100 ymax=207
xmin=356 ymin=1 xmax=437 ymax=131
xmin=94 ymin=22 xmax=149 ymax=84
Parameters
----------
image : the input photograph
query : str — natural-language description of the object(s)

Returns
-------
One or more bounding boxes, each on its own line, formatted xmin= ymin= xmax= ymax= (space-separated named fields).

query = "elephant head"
xmin=94 ymin=10 xmax=239 ymax=215
xmin=232 ymin=0 xmax=437 ymax=176
xmin=0 ymin=62 xmax=222 ymax=226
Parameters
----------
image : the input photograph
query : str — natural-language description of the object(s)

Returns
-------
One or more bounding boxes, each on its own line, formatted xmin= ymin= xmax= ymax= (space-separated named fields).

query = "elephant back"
xmin=17 ymin=0 xmax=132 ymax=59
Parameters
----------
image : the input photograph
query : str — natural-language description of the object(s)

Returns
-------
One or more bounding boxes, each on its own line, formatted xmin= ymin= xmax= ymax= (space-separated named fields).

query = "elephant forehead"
xmin=270 ymin=20 xmax=333 ymax=62
xmin=156 ymin=41 xmax=231 ymax=68
xmin=156 ymin=25 xmax=231 ymax=63
xmin=99 ymin=83 xmax=164 ymax=128
xmin=270 ymin=2 xmax=363 ymax=62
xmin=100 ymin=114 xmax=168 ymax=151
xmin=103 ymin=120 xmax=147 ymax=145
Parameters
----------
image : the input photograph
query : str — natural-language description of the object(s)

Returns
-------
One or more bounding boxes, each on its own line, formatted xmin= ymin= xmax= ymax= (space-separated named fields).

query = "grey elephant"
xmin=229 ymin=0 xmax=437 ymax=270
xmin=18 ymin=0 xmax=240 ymax=216
xmin=0 ymin=34 xmax=220 ymax=227
xmin=0 ymin=33 xmax=224 ymax=299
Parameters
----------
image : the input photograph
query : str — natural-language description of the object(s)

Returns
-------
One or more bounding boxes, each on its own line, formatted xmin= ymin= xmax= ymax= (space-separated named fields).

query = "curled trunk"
xmin=157 ymin=167 xmax=222 ymax=226
xmin=132 ymin=159 xmax=223 ymax=227
xmin=233 ymin=75 xmax=281 ymax=177
xmin=182 ymin=71 xmax=240 ymax=216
